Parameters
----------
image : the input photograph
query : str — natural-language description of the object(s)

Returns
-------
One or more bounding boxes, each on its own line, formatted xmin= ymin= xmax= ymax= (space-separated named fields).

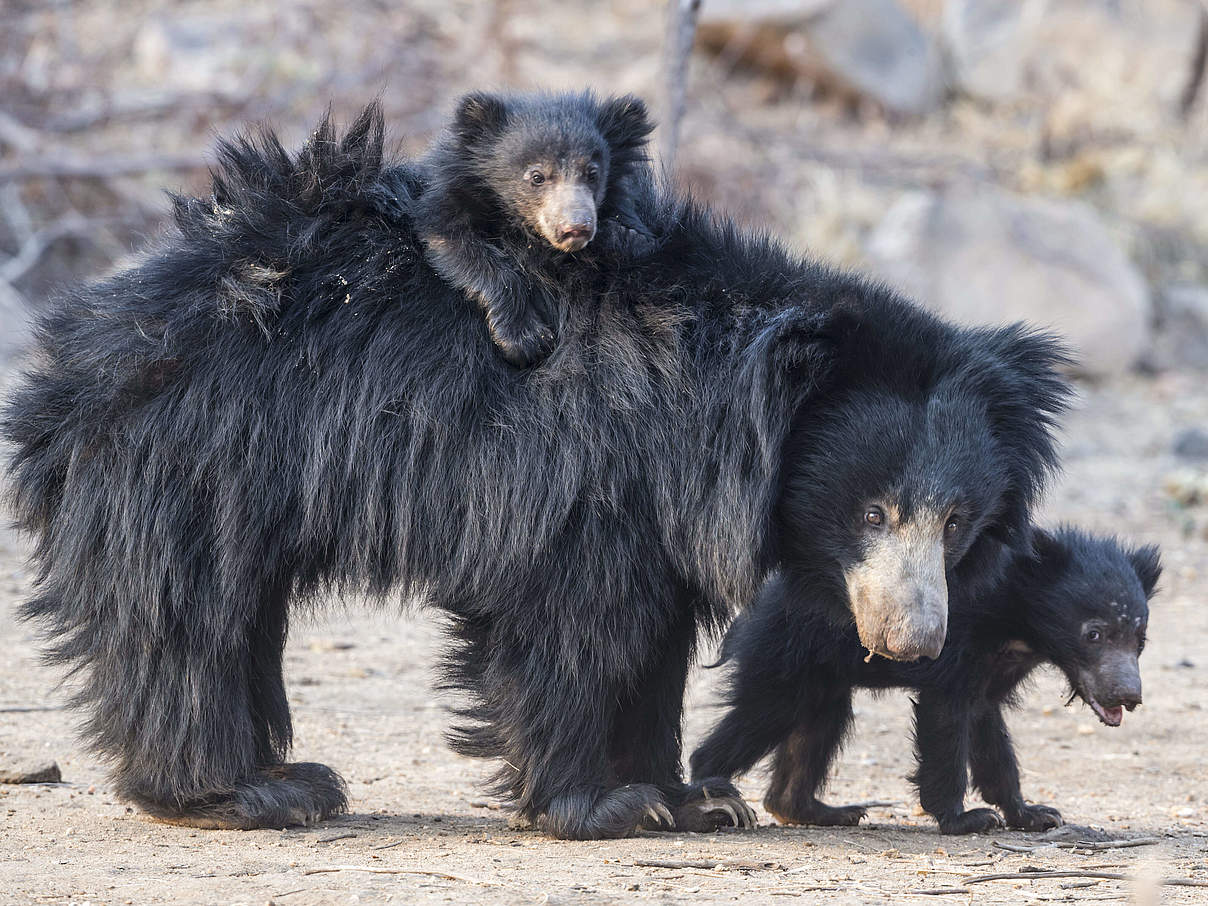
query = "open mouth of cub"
xmin=1088 ymin=698 xmax=1125 ymax=727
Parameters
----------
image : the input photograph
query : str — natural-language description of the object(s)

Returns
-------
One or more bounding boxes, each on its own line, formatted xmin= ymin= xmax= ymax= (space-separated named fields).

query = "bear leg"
xmin=103 ymin=581 xmax=345 ymax=829
xmin=762 ymin=688 xmax=863 ymax=827
xmin=969 ymin=705 xmax=1062 ymax=831
xmin=912 ymin=690 xmax=1005 ymax=835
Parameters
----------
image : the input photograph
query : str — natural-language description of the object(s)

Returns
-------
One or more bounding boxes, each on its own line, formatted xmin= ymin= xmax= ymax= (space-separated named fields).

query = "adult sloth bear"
xmin=2 ymin=95 xmax=1070 ymax=839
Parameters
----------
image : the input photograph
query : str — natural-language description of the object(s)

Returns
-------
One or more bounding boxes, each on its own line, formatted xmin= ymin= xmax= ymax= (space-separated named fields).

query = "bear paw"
xmin=765 ymin=797 xmax=867 ymax=827
xmin=1007 ymin=803 xmax=1063 ymax=831
xmin=138 ymin=762 xmax=348 ymax=830
xmin=937 ymin=807 xmax=1004 ymax=835
xmin=536 ymin=783 xmax=672 ymax=840
xmin=674 ymin=778 xmax=757 ymax=831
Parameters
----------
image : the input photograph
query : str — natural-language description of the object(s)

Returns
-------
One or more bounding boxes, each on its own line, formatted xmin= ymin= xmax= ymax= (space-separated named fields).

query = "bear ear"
xmin=596 ymin=94 xmax=655 ymax=166
xmin=970 ymin=324 xmax=1074 ymax=542
xmin=1129 ymin=544 xmax=1162 ymax=598
xmin=453 ymin=92 xmax=509 ymax=145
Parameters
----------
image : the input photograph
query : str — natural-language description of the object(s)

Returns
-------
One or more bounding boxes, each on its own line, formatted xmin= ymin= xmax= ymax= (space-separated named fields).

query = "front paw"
xmin=1007 ymin=803 xmax=1063 ymax=831
xmin=492 ymin=316 xmax=555 ymax=368
xmin=675 ymin=778 xmax=757 ymax=831
xmin=937 ymin=807 xmax=1004 ymax=835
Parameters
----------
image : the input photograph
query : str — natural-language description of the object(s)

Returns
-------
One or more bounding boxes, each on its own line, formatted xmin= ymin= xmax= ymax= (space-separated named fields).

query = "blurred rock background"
xmin=1 ymin=0 xmax=1206 ymax=379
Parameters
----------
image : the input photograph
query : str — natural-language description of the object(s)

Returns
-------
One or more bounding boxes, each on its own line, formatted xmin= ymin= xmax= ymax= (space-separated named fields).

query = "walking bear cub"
xmin=415 ymin=91 xmax=655 ymax=367
xmin=691 ymin=528 xmax=1160 ymax=834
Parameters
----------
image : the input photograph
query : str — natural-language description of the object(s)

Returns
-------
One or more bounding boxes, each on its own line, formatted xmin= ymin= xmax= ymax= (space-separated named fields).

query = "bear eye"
xmin=944 ymin=517 xmax=959 ymax=537
xmin=584 ymin=165 xmax=599 ymax=183
xmin=1085 ymin=628 xmax=1102 ymax=643
xmin=864 ymin=507 xmax=885 ymax=528
xmin=528 ymin=170 xmax=546 ymax=186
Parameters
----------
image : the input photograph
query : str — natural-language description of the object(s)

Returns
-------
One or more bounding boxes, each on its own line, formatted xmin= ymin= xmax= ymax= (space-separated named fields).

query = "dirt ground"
xmin=2 ymin=373 xmax=1207 ymax=905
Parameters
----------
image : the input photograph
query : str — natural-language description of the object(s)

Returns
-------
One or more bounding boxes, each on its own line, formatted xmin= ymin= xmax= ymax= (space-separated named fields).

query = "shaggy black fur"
xmin=415 ymin=91 xmax=655 ymax=367
xmin=3 ymin=101 xmax=1069 ymax=839
xmin=691 ymin=528 xmax=1160 ymax=834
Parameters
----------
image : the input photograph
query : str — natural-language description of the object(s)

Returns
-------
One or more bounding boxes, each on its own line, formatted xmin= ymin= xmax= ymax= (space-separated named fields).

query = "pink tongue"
xmin=1102 ymin=705 xmax=1124 ymax=726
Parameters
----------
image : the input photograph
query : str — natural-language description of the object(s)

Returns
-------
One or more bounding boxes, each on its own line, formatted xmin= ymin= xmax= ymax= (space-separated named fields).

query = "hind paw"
xmin=937 ymin=807 xmax=1003 ymax=835
xmin=765 ymin=797 xmax=867 ymax=827
xmin=1007 ymin=803 xmax=1063 ymax=831
xmin=136 ymin=762 xmax=348 ymax=830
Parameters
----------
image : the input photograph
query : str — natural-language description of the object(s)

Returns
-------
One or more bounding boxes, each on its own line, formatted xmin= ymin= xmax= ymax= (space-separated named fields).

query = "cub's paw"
xmin=489 ymin=303 xmax=556 ymax=368
xmin=767 ymin=799 xmax=867 ymax=827
xmin=1007 ymin=803 xmax=1063 ymax=832
xmin=937 ymin=807 xmax=1004 ymax=836
xmin=674 ymin=778 xmax=757 ymax=832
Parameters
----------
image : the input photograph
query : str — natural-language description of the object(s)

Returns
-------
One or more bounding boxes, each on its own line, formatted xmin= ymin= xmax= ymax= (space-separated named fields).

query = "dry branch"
xmin=965 ymin=868 xmax=1208 ymax=887
xmin=301 ymin=865 xmax=498 ymax=884
xmin=633 ymin=858 xmax=781 ymax=871
xmin=0 ymin=152 xmax=209 ymax=184
xmin=660 ymin=0 xmax=702 ymax=170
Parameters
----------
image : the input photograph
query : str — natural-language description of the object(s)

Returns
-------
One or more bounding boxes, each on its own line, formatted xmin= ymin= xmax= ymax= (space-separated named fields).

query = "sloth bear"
xmin=691 ymin=528 xmax=1160 ymax=834
xmin=2 ymin=95 xmax=1070 ymax=839
xmin=416 ymin=92 xmax=655 ymax=367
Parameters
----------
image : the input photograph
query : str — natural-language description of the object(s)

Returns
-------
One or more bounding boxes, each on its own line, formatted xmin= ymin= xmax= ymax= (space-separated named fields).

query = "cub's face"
xmin=1034 ymin=532 xmax=1159 ymax=727
xmin=450 ymin=91 xmax=653 ymax=253
xmin=500 ymin=140 xmax=608 ymax=253
xmin=781 ymin=387 xmax=1010 ymax=662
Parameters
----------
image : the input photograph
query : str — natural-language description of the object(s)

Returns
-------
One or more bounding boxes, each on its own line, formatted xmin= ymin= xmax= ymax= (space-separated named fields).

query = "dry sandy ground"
xmin=2 ymin=374 xmax=1207 ymax=906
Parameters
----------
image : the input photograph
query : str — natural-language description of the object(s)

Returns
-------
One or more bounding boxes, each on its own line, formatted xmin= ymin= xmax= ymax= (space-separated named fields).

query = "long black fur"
xmin=690 ymin=528 xmax=1160 ymax=834
xmin=3 ymin=100 xmax=1070 ymax=839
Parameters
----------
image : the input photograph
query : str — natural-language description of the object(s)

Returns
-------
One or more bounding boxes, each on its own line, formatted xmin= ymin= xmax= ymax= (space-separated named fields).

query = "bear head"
xmin=1017 ymin=527 xmax=1160 ymax=727
xmin=443 ymin=90 xmax=653 ymax=253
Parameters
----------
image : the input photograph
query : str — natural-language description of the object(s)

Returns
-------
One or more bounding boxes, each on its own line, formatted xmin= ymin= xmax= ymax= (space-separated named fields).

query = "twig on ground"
xmin=315 ymin=832 xmax=357 ymax=843
xmin=965 ymin=868 xmax=1208 ymax=887
xmin=910 ymin=888 xmax=971 ymax=896
xmin=301 ymin=865 xmax=498 ymax=884
xmin=0 ymin=705 xmax=65 ymax=713
xmin=993 ymin=837 xmax=1161 ymax=853
xmin=633 ymin=858 xmax=781 ymax=871
xmin=372 ymin=838 xmax=408 ymax=850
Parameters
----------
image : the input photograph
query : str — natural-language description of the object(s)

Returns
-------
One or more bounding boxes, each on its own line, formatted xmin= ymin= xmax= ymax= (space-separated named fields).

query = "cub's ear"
xmin=453 ymin=92 xmax=509 ymax=145
xmin=1129 ymin=544 xmax=1162 ymax=598
xmin=969 ymin=324 xmax=1074 ymax=543
xmin=596 ymin=94 xmax=655 ymax=167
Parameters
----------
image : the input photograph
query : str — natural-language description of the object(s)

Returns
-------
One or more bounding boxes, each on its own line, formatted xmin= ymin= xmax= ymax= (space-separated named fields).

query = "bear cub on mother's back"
xmin=415 ymin=91 xmax=655 ymax=367
xmin=690 ymin=527 xmax=1160 ymax=834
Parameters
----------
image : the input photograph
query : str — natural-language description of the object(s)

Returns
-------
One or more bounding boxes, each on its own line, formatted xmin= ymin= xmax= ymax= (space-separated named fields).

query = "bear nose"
xmin=558 ymin=222 xmax=594 ymax=241
xmin=1118 ymin=688 xmax=1142 ymax=710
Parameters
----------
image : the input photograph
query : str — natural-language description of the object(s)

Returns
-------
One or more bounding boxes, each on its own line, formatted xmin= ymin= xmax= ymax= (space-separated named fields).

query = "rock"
xmin=698 ymin=0 xmax=947 ymax=116
xmin=1174 ymin=427 xmax=1208 ymax=461
xmin=1152 ymin=284 xmax=1208 ymax=371
xmin=0 ymin=760 xmax=61 ymax=784
xmin=866 ymin=186 xmax=1153 ymax=377
xmin=941 ymin=0 xmax=1031 ymax=102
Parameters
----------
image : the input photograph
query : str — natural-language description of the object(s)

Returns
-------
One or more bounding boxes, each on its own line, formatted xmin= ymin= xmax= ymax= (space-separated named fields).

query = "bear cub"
xmin=415 ymin=91 xmax=656 ymax=367
xmin=690 ymin=527 xmax=1160 ymax=835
